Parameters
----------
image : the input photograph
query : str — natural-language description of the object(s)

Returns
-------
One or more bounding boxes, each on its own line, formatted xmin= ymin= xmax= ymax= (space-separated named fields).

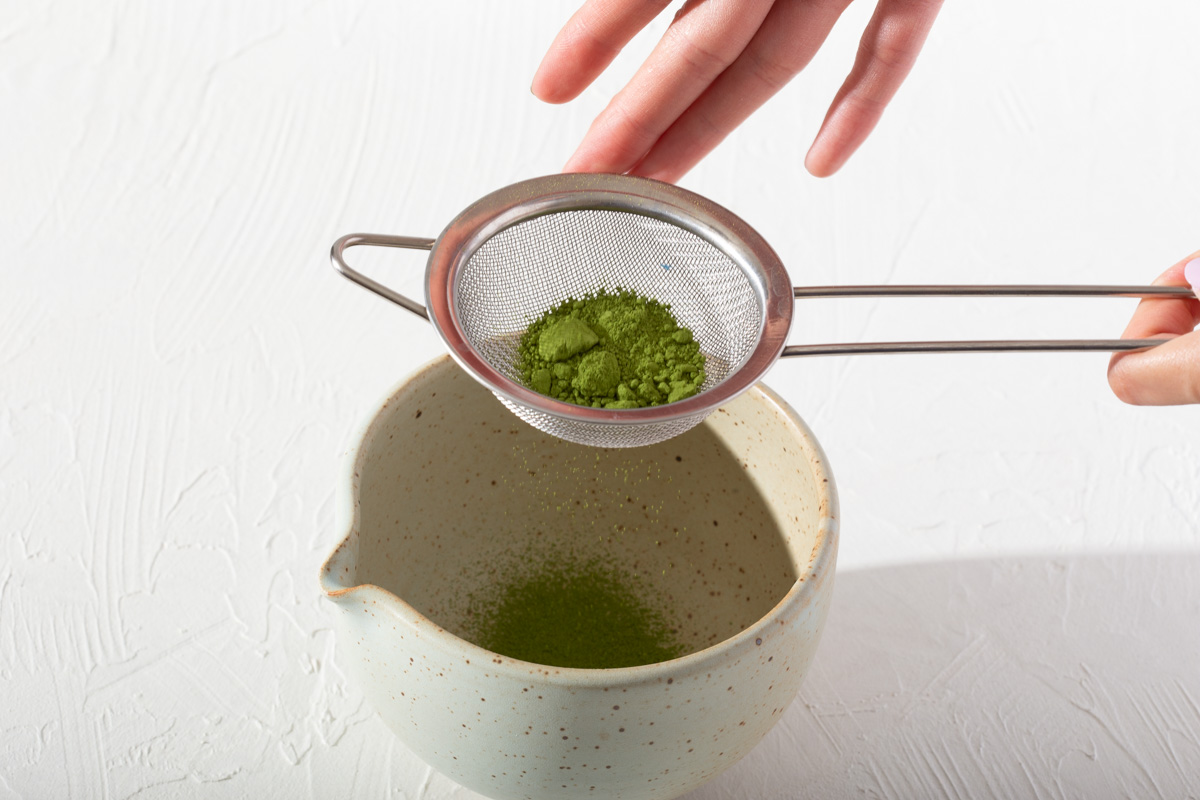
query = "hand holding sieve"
xmin=330 ymin=174 xmax=1195 ymax=448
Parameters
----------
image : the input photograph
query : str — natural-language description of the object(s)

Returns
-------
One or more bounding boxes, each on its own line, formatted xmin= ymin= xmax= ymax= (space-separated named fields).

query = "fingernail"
xmin=1185 ymin=257 xmax=1200 ymax=295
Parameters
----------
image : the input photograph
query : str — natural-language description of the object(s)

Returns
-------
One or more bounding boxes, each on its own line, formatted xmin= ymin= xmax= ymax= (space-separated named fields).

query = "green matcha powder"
xmin=464 ymin=557 xmax=686 ymax=670
xmin=516 ymin=289 xmax=706 ymax=408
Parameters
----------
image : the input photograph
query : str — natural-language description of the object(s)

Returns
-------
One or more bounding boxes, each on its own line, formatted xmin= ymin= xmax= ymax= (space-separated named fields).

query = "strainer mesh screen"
xmin=495 ymin=397 xmax=711 ymax=448
xmin=453 ymin=209 xmax=763 ymax=447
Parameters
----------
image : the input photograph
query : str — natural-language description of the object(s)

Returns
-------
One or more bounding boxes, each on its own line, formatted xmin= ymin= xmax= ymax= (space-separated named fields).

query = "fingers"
xmin=532 ymin=0 xmax=672 ymax=104
xmin=540 ymin=0 xmax=942 ymax=180
xmin=632 ymin=0 xmax=853 ymax=183
xmin=562 ymin=0 xmax=776 ymax=175
xmin=1107 ymin=255 xmax=1200 ymax=406
xmin=805 ymin=0 xmax=943 ymax=177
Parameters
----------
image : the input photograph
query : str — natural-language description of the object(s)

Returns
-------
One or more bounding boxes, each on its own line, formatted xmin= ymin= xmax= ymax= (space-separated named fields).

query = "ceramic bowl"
xmin=320 ymin=355 xmax=838 ymax=800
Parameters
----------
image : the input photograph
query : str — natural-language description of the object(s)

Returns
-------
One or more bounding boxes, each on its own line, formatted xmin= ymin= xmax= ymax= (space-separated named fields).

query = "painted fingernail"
xmin=1185 ymin=257 xmax=1200 ymax=295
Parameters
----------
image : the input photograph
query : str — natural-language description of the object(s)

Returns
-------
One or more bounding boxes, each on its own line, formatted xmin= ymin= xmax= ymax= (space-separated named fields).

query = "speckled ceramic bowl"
xmin=320 ymin=355 xmax=838 ymax=800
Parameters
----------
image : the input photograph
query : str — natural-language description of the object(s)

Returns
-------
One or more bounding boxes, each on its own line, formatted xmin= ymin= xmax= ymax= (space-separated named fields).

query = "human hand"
xmin=531 ymin=0 xmax=944 ymax=182
xmin=1108 ymin=255 xmax=1200 ymax=405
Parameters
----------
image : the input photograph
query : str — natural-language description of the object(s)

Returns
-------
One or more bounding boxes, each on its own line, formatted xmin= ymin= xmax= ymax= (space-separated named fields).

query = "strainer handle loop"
xmin=782 ymin=284 xmax=1196 ymax=357
xmin=331 ymin=233 xmax=434 ymax=321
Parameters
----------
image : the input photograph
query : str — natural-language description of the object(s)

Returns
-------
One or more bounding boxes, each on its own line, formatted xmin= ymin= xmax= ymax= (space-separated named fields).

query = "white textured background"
xmin=3 ymin=1 xmax=1199 ymax=797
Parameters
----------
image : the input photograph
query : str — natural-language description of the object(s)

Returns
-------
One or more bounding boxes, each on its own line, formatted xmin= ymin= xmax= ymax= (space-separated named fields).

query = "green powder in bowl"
xmin=516 ymin=289 xmax=706 ymax=409
xmin=462 ymin=556 xmax=685 ymax=670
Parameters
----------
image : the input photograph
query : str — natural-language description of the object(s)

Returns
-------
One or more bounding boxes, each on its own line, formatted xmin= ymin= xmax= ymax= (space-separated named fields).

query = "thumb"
xmin=1107 ymin=253 xmax=1200 ymax=405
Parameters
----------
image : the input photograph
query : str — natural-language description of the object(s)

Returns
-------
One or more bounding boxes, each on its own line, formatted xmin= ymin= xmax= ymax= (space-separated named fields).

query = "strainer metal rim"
xmin=424 ymin=173 xmax=794 ymax=426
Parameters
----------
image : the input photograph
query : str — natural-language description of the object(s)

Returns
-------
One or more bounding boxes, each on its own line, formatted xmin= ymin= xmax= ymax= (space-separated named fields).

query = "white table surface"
xmin=3 ymin=2 xmax=1199 ymax=797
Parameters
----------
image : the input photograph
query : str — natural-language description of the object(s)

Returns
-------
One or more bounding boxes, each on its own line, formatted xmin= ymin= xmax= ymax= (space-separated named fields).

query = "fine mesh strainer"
xmin=331 ymin=174 xmax=1194 ymax=448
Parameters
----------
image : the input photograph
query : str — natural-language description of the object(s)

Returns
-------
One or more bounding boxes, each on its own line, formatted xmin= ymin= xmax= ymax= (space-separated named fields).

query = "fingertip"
xmin=531 ymin=64 xmax=579 ymax=104
xmin=530 ymin=33 xmax=601 ymax=105
xmin=530 ymin=72 xmax=550 ymax=102
xmin=561 ymin=150 xmax=608 ymax=175
xmin=803 ymin=142 xmax=840 ymax=178
xmin=531 ymin=84 xmax=568 ymax=105
xmin=1106 ymin=353 xmax=1143 ymax=406
xmin=803 ymin=155 xmax=834 ymax=179
xmin=562 ymin=138 xmax=603 ymax=173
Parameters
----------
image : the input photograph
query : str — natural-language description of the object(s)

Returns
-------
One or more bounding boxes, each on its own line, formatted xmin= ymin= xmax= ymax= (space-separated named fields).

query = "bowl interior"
xmin=338 ymin=357 xmax=829 ymax=661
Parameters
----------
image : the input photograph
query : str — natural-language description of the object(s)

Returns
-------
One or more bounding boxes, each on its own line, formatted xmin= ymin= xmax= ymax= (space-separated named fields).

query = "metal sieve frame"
xmin=334 ymin=174 xmax=794 ymax=433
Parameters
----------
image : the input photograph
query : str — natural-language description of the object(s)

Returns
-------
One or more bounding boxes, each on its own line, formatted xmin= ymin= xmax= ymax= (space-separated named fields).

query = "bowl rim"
xmin=319 ymin=354 xmax=839 ymax=686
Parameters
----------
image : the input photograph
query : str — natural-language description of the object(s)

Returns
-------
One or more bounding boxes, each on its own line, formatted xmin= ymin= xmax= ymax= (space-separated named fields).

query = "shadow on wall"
xmin=688 ymin=553 xmax=1200 ymax=799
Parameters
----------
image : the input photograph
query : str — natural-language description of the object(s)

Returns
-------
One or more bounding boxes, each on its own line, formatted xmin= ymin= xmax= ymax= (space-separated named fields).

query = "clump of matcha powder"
xmin=517 ymin=289 xmax=706 ymax=408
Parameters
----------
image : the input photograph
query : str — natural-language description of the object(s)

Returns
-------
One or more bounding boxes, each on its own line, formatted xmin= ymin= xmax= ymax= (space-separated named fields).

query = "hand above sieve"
xmin=1108 ymin=255 xmax=1200 ymax=405
xmin=531 ymin=0 xmax=944 ymax=182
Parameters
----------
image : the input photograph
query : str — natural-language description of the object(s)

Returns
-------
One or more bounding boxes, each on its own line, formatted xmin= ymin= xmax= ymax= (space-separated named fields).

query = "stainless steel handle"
xmin=330 ymin=233 xmax=434 ymax=321
xmin=782 ymin=284 xmax=1197 ymax=358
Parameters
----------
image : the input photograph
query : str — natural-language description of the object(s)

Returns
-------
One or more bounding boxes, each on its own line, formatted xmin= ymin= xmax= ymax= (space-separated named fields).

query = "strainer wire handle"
xmin=331 ymin=233 xmax=434 ymax=321
xmin=783 ymin=284 xmax=1196 ymax=357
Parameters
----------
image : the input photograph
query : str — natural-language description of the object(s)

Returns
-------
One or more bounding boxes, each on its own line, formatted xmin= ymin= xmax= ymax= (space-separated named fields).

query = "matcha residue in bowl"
xmin=516 ymin=289 xmax=706 ymax=409
xmin=463 ymin=556 xmax=686 ymax=670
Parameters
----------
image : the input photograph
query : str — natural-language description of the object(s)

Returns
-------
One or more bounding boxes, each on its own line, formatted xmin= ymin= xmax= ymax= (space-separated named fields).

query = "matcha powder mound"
xmin=516 ymin=289 xmax=707 ymax=409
